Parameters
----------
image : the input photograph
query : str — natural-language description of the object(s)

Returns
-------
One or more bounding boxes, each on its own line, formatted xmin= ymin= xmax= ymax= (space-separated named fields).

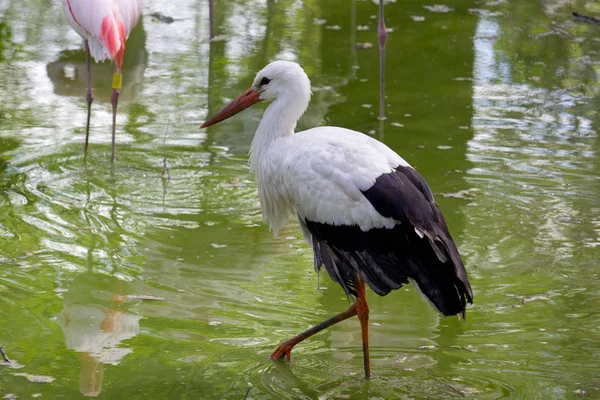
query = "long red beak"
xmin=200 ymin=88 xmax=262 ymax=128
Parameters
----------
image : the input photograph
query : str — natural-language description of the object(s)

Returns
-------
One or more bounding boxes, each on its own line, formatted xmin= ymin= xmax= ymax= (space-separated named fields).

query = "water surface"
xmin=1 ymin=0 xmax=599 ymax=398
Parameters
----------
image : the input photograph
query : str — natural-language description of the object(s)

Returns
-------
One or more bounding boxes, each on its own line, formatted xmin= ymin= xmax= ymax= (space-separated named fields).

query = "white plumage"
xmin=59 ymin=0 xmax=143 ymax=160
xmin=61 ymin=0 xmax=142 ymax=63
xmin=200 ymin=60 xmax=472 ymax=379
xmin=260 ymin=126 xmax=411 ymax=235
xmin=245 ymin=61 xmax=411 ymax=235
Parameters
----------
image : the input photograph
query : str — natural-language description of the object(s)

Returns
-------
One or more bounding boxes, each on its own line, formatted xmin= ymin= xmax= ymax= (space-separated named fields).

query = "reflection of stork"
xmin=201 ymin=61 xmax=473 ymax=379
xmin=59 ymin=0 xmax=142 ymax=161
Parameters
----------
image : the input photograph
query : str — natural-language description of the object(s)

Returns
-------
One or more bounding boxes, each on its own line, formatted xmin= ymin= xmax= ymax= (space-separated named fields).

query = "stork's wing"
xmin=287 ymin=128 xmax=472 ymax=316
xmin=361 ymin=165 xmax=473 ymax=315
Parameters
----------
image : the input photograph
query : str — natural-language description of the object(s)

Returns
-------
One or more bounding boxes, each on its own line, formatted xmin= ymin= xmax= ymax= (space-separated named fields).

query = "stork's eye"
xmin=260 ymin=77 xmax=271 ymax=86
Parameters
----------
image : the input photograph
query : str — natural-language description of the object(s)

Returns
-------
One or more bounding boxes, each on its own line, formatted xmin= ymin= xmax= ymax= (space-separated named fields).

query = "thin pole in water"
xmin=0 ymin=347 xmax=10 ymax=363
xmin=161 ymin=121 xmax=171 ymax=180
xmin=378 ymin=0 xmax=387 ymax=120
xmin=209 ymin=0 xmax=215 ymax=39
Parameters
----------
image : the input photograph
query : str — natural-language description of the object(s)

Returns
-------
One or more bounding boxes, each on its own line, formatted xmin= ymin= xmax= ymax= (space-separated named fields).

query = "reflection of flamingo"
xmin=201 ymin=61 xmax=473 ymax=379
xmin=61 ymin=303 xmax=141 ymax=397
xmin=59 ymin=276 xmax=140 ymax=397
xmin=60 ymin=0 xmax=142 ymax=161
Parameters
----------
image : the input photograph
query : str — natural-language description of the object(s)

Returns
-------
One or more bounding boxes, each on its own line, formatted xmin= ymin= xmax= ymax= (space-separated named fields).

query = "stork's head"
xmin=201 ymin=61 xmax=311 ymax=128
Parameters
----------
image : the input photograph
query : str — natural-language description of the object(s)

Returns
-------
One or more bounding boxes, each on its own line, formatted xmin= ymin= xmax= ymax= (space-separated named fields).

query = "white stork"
xmin=201 ymin=61 xmax=473 ymax=379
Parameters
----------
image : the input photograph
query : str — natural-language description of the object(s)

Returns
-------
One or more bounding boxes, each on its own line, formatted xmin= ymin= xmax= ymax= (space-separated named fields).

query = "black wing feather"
xmin=303 ymin=165 xmax=473 ymax=317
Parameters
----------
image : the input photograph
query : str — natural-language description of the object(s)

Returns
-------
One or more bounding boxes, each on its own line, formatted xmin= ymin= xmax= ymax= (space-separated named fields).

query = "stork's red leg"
xmin=270 ymin=277 xmax=372 ymax=379
xmin=84 ymin=40 xmax=93 ymax=153
xmin=355 ymin=278 xmax=370 ymax=379
xmin=269 ymin=302 xmax=357 ymax=361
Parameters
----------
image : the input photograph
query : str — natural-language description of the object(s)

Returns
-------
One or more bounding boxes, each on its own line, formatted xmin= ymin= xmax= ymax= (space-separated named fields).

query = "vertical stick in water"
xmin=378 ymin=0 xmax=387 ymax=120
xmin=1 ymin=347 xmax=10 ymax=363
xmin=209 ymin=0 xmax=215 ymax=39
xmin=162 ymin=121 xmax=171 ymax=180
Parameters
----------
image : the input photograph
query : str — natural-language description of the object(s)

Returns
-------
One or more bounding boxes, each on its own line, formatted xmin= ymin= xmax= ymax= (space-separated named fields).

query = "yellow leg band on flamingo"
xmin=112 ymin=73 xmax=122 ymax=90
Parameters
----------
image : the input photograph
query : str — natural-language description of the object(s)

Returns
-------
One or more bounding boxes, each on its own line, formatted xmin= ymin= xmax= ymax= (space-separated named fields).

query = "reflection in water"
xmin=469 ymin=12 xmax=598 ymax=259
xmin=457 ymin=7 xmax=600 ymax=396
xmin=58 ymin=275 xmax=141 ymax=397
xmin=1 ymin=0 xmax=600 ymax=398
xmin=0 ymin=20 xmax=15 ymax=62
xmin=47 ymin=21 xmax=148 ymax=105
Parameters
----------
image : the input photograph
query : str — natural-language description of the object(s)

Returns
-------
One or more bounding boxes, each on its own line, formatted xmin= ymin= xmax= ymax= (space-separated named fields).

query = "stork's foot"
xmin=269 ymin=340 xmax=295 ymax=361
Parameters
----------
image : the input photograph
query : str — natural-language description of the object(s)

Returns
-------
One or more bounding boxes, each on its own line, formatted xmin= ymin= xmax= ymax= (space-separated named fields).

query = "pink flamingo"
xmin=60 ymin=0 xmax=142 ymax=161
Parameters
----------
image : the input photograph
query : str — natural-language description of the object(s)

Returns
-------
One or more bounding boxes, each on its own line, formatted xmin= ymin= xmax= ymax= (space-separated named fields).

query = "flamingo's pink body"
xmin=60 ymin=0 xmax=142 ymax=160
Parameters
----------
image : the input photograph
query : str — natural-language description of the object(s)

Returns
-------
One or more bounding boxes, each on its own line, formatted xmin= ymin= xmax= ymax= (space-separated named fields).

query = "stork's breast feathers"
xmin=277 ymin=127 xmax=410 ymax=230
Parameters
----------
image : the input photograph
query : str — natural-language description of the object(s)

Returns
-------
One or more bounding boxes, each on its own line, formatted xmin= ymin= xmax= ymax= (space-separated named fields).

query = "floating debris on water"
xmin=441 ymin=190 xmax=475 ymax=199
xmin=150 ymin=12 xmax=175 ymax=24
xmin=1 ymin=359 xmax=24 ymax=369
xmin=325 ymin=25 xmax=342 ymax=30
xmin=411 ymin=16 xmax=426 ymax=22
xmin=573 ymin=11 xmax=600 ymax=25
xmin=126 ymin=294 xmax=166 ymax=301
xmin=391 ymin=122 xmax=404 ymax=127
xmin=522 ymin=295 xmax=550 ymax=303
xmin=354 ymin=42 xmax=373 ymax=50
xmin=313 ymin=18 xmax=327 ymax=25
xmin=424 ymin=5 xmax=454 ymax=13
xmin=357 ymin=25 xmax=370 ymax=31
xmin=13 ymin=373 xmax=56 ymax=383
xmin=464 ymin=345 xmax=478 ymax=352
xmin=448 ymin=384 xmax=481 ymax=396
xmin=211 ymin=243 xmax=227 ymax=249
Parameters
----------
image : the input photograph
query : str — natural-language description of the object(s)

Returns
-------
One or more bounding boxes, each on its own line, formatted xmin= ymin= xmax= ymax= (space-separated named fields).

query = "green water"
xmin=1 ymin=0 xmax=599 ymax=398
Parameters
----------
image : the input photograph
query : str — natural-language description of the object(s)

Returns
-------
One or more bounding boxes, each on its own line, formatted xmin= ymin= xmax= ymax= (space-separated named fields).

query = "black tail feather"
xmin=305 ymin=219 xmax=472 ymax=317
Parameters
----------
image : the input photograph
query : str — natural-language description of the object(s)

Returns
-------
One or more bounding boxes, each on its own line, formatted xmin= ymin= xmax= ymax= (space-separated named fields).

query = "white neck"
xmin=249 ymin=91 xmax=309 ymax=173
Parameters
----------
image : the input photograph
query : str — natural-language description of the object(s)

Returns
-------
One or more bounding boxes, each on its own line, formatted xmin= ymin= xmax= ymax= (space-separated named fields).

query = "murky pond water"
xmin=1 ymin=0 xmax=599 ymax=398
